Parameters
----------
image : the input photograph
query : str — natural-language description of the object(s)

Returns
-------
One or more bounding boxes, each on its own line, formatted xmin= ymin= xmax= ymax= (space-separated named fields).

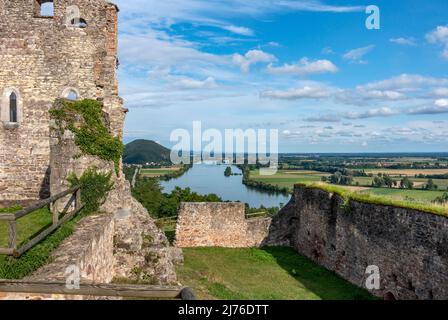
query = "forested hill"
xmin=123 ymin=139 xmax=172 ymax=164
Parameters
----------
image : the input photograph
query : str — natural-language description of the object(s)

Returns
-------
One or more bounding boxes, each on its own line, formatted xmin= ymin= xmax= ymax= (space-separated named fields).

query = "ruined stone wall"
xmin=0 ymin=0 xmax=124 ymax=202
xmin=175 ymin=202 xmax=271 ymax=248
xmin=0 ymin=214 xmax=115 ymax=300
xmin=266 ymin=185 xmax=448 ymax=300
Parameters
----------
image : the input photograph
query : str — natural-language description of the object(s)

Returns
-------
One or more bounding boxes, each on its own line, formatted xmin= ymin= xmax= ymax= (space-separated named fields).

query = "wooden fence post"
xmin=75 ymin=188 xmax=82 ymax=211
xmin=8 ymin=221 xmax=17 ymax=251
xmin=52 ymin=201 xmax=59 ymax=225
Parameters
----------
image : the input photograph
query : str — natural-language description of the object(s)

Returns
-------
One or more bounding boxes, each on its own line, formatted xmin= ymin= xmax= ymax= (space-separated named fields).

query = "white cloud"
xmin=305 ymin=114 xmax=341 ymax=123
xmin=322 ymin=47 xmax=335 ymax=55
xmin=426 ymin=25 xmax=448 ymax=43
xmin=343 ymin=45 xmax=375 ymax=64
xmin=360 ymin=90 xmax=405 ymax=100
xmin=432 ymin=88 xmax=448 ymax=97
xmin=277 ymin=1 xmax=364 ymax=13
xmin=267 ymin=58 xmax=338 ymax=75
xmin=344 ymin=107 xmax=398 ymax=119
xmin=261 ymin=85 xmax=332 ymax=100
xmin=266 ymin=41 xmax=281 ymax=47
xmin=233 ymin=49 xmax=276 ymax=72
xmin=172 ymin=76 xmax=218 ymax=89
xmin=120 ymin=30 xmax=229 ymax=67
xmin=359 ymin=74 xmax=448 ymax=92
xmin=435 ymin=99 xmax=448 ymax=107
xmin=426 ymin=25 xmax=448 ymax=60
xmin=222 ymin=25 xmax=255 ymax=36
xmin=390 ymin=37 xmax=417 ymax=46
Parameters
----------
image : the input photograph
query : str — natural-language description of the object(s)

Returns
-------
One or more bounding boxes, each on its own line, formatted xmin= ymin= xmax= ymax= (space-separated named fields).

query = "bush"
xmin=50 ymin=99 xmax=124 ymax=174
xmin=68 ymin=168 xmax=114 ymax=213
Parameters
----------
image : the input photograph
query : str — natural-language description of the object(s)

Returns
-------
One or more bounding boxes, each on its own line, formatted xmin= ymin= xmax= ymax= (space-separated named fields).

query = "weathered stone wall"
xmin=48 ymin=124 xmax=181 ymax=286
xmin=266 ymin=184 xmax=448 ymax=300
xmin=175 ymin=202 xmax=271 ymax=248
xmin=0 ymin=214 xmax=115 ymax=300
xmin=0 ymin=0 xmax=124 ymax=202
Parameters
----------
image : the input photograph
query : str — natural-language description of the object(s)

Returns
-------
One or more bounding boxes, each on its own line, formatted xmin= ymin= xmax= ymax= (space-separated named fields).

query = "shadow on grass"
xmin=259 ymin=247 xmax=375 ymax=300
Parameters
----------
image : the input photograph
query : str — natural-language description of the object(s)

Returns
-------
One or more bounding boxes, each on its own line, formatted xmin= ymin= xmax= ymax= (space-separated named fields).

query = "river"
xmin=160 ymin=164 xmax=291 ymax=208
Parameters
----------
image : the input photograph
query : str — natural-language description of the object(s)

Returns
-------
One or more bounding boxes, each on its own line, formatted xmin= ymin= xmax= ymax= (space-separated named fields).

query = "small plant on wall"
xmin=68 ymin=168 xmax=114 ymax=213
xmin=50 ymin=99 xmax=124 ymax=175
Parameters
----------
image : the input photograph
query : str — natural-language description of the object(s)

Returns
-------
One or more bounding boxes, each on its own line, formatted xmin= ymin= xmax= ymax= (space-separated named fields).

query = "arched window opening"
xmin=71 ymin=18 xmax=88 ymax=28
xmin=35 ymin=1 xmax=54 ymax=17
xmin=9 ymin=92 xmax=17 ymax=123
xmin=66 ymin=90 xmax=78 ymax=101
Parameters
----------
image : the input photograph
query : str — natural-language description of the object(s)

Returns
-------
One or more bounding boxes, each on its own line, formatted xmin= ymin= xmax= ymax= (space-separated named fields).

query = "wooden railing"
xmin=0 ymin=280 xmax=196 ymax=300
xmin=0 ymin=186 xmax=83 ymax=257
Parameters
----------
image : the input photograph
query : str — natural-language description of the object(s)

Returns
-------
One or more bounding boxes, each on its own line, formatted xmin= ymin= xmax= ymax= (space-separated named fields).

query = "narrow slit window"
xmin=9 ymin=92 xmax=17 ymax=123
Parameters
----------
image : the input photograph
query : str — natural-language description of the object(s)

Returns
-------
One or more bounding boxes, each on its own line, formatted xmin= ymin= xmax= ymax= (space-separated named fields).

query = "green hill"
xmin=123 ymin=140 xmax=172 ymax=164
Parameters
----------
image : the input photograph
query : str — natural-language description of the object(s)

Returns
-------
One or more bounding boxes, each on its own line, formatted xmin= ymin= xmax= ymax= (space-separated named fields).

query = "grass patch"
xmin=177 ymin=247 xmax=374 ymax=300
xmin=300 ymin=183 xmax=448 ymax=217
xmin=0 ymin=208 xmax=52 ymax=248
xmin=0 ymin=205 xmax=94 ymax=279
xmin=0 ymin=213 xmax=83 ymax=279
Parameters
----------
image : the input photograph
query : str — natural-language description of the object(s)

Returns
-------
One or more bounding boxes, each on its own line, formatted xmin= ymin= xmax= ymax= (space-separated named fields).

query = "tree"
xmin=425 ymin=179 xmax=438 ymax=191
xmin=434 ymin=193 xmax=448 ymax=204
xmin=383 ymin=175 xmax=395 ymax=188
xmin=400 ymin=177 xmax=414 ymax=189
xmin=329 ymin=172 xmax=342 ymax=184
xmin=372 ymin=176 xmax=384 ymax=188
xmin=224 ymin=166 xmax=232 ymax=177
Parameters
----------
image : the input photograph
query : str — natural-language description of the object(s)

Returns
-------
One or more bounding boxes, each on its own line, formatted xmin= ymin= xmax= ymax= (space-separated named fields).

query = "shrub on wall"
xmin=50 ymin=99 xmax=124 ymax=174
xmin=68 ymin=168 xmax=114 ymax=213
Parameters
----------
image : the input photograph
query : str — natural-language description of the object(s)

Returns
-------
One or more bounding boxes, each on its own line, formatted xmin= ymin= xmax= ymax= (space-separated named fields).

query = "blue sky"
xmin=113 ymin=0 xmax=448 ymax=153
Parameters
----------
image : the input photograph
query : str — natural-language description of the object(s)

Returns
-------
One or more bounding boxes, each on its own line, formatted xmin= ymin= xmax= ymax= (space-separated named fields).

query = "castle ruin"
xmin=0 ymin=0 xmax=125 ymax=203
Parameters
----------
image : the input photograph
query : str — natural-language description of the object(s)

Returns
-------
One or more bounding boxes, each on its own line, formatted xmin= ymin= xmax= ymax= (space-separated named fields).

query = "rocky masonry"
xmin=175 ymin=186 xmax=448 ymax=300
xmin=266 ymin=184 xmax=448 ymax=300
xmin=175 ymin=202 xmax=271 ymax=248
xmin=0 ymin=0 xmax=181 ymax=299
xmin=0 ymin=0 xmax=124 ymax=202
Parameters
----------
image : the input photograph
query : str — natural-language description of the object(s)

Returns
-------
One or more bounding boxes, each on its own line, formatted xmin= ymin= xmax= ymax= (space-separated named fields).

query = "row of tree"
xmin=323 ymin=171 xmax=441 ymax=190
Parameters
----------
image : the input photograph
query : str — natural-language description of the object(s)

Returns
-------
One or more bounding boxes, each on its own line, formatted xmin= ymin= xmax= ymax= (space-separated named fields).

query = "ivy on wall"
xmin=50 ymin=99 xmax=124 ymax=175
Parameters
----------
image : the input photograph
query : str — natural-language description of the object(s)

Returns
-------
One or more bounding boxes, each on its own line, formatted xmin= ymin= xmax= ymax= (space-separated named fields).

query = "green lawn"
xmin=0 ymin=208 xmax=52 ymax=248
xmin=0 ymin=207 xmax=83 ymax=279
xmin=360 ymin=188 xmax=446 ymax=202
xmin=177 ymin=247 xmax=374 ymax=300
xmin=140 ymin=167 xmax=182 ymax=178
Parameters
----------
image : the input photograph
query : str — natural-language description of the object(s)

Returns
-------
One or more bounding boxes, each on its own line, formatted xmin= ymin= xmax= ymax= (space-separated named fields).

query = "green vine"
xmin=50 ymin=99 xmax=124 ymax=175
xmin=68 ymin=168 xmax=114 ymax=213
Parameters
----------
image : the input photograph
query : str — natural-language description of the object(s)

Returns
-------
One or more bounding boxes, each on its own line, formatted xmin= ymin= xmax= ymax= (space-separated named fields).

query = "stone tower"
xmin=0 ymin=0 xmax=125 ymax=202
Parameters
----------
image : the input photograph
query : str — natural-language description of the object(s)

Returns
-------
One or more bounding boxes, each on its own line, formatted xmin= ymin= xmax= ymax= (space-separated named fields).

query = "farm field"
xmin=249 ymin=169 xmax=448 ymax=204
xmin=363 ymin=169 xmax=448 ymax=176
xmin=177 ymin=247 xmax=374 ymax=300
xmin=250 ymin=169 xmax=329 ymax=190
xmin=140 ymin=166 xmax=183 ymax=178
xmin=360 ymin=188 xmax=447 ymax=203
